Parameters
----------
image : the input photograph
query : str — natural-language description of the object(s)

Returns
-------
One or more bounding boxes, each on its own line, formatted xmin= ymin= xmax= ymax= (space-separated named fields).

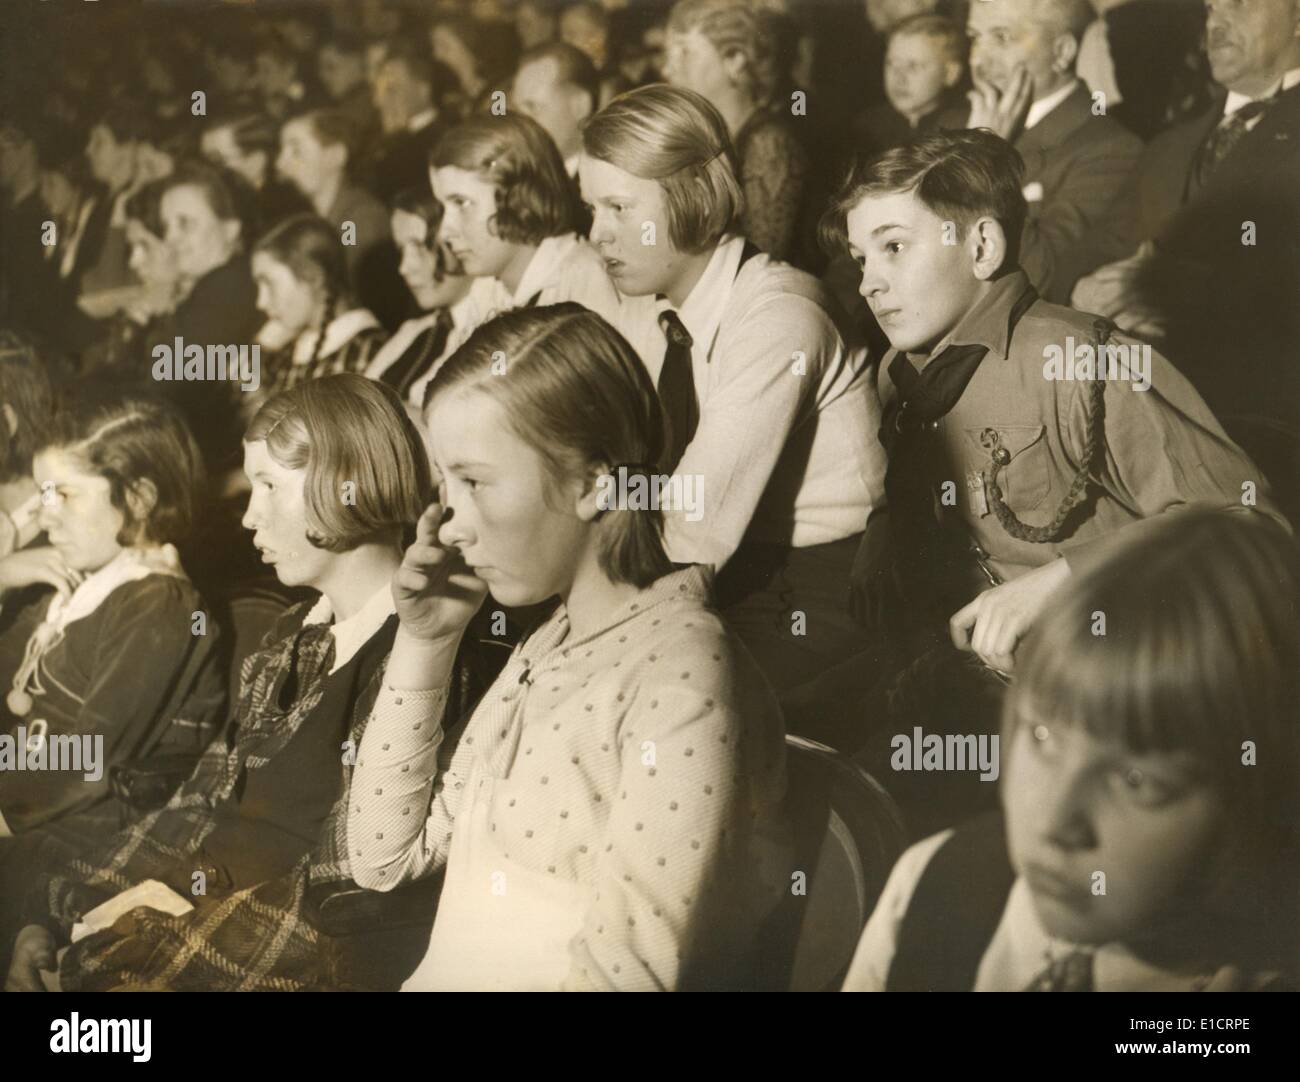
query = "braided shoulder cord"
xmin=987 ymin=318 xmax=1115 ymax=544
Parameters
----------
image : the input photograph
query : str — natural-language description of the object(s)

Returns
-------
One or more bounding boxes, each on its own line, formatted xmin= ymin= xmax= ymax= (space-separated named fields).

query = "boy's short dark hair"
xmin=0 ymin=332 xmax=54 ymax=484
xmin=822 ymin=129 xmax=1028 ymax=269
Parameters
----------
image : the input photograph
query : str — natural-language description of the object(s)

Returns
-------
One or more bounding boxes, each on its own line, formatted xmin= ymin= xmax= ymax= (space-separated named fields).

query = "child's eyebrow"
xmin=872 ymin=223 xmax=910 ymax=237
xmin=444 ymin=459 xmax=492 ymax=473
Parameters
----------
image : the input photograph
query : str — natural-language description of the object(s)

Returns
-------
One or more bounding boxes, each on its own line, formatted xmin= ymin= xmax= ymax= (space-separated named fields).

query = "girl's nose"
xmin=437 ymin=504 xmax=471 ymax=549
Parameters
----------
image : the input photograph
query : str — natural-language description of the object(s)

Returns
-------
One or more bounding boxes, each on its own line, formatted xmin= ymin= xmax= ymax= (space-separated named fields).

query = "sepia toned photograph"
xmin=0 ymin=0 xmax=1295 ymax=1038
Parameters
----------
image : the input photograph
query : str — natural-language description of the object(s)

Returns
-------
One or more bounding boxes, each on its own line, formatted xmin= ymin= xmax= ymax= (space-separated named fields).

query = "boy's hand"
xmin=392 ymin=503 xmax=489 ymax=644
xmin=968 ymin=65 xmax=1033 ymax=143
xmin=4 ymin=925 xmax=55 ymax=992
xmin=949 ymin=559 xmax=1071 ymax=674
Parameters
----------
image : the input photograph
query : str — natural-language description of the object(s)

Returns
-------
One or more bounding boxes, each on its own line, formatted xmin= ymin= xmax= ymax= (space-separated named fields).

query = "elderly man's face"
xmin=968 ymin=0 xmax=1067 ymax=97
xmin=1205 ymin=0 xmax=1300 ymax=88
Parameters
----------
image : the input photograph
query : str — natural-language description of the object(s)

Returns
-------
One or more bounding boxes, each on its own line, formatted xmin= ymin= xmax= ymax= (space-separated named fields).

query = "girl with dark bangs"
xmin=845 ymin=509 xmax=1299 ymax=991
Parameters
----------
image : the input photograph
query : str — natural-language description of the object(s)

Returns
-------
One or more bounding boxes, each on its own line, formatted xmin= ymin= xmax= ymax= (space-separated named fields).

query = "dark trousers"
xmin=716 ymin=533 xmax=881 ymax=747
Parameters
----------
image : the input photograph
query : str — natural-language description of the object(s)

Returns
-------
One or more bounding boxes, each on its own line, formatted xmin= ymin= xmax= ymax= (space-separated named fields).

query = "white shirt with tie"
xmin=615 ymin=234 xmax=886 ymax=570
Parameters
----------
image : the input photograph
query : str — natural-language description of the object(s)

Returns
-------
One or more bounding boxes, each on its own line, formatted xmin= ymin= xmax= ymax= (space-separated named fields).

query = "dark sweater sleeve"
xmin=0 ymin=576 xmax=225 ymax=833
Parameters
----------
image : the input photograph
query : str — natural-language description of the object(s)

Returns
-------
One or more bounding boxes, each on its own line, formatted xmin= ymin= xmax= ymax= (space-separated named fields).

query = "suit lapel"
xmin=1014 ymin=85 xmax=1095 ymax=187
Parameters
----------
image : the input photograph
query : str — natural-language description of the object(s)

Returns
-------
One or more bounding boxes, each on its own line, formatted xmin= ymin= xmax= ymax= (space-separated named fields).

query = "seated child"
xmin=0 ymin=332 xmax=53 ymax=558
xmin=348 ymin=304 xmax=792 ymax=991
xmin=844 ymin=509 xmax=1299 ymax=991
xmin=855 ymin=13 xmax=969 ymax=154
xmin=813 ymin=128 xmax=1286 ymax=828
xmin=0 ymin=390 xmax=227 ymax=968
xmin=3 ymin=375 xmax=491 ymax=992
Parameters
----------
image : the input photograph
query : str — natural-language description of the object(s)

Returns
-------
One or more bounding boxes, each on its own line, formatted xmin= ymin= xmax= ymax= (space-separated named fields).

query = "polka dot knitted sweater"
xmin=349 ymin=566 xmax=792 ymax=990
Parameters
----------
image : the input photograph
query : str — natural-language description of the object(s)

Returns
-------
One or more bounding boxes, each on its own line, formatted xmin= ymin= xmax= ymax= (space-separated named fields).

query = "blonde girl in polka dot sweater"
xmin=348 ymin=303 xmax=793 ymax=990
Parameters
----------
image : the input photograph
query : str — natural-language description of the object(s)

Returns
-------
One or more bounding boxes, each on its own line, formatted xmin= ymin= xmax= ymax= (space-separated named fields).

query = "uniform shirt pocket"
xmin=964 ymin=424 xmax=1051 ymax=512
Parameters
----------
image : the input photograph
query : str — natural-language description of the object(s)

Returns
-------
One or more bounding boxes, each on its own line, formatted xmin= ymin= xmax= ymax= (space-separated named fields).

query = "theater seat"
xmin=757 ymin=735 xmax=908 ymax=992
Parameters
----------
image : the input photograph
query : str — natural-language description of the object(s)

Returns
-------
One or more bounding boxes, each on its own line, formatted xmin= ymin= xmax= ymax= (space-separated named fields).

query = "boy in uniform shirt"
xmin=823 ymin=129 xmax=1285 ymax=827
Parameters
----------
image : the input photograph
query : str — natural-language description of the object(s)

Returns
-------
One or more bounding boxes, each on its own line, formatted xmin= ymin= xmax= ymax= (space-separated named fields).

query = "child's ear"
xmin=573 ymin=461 xmax=610 ymax=524
xmin=942 ymin=60 xmax=963 ymax=90
xmin=2 ymin=403 xmax=17 ymax=440
xmin=124 ymin=478 xmax=159 ymax=535
xmin=968 ymin=216 xmax=1009 ymax=281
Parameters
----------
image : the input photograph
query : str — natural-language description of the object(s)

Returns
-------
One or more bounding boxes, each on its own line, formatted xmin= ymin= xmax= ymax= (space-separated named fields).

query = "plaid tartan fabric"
xmin=27 ymin=600 xmax=488 ymax=991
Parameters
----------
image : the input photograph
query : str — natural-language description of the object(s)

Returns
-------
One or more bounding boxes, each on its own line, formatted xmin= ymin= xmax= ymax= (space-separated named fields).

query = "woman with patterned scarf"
xmin=5 ymin=375 xmax=494 ymax=992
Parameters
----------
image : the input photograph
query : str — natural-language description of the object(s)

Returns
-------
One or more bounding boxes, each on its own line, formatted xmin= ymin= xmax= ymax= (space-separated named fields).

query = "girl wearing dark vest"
xmin=4 ymin=375 xmax=489 ymax=991
xmin=845 ymin=510 xmax=1299 ymax=992
xmin=364 ymin=188 xmax=473 ymax=410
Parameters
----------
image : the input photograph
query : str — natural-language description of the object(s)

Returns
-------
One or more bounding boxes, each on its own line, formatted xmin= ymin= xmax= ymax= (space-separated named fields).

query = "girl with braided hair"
xmin=251 ymin=213 xmax=388 ymax=401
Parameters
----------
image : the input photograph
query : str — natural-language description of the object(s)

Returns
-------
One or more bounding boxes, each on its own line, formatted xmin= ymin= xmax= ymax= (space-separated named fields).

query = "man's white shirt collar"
xmin=1024 ymin=78 xmax=1079 ymax=131
xmin=1224 ymin=66 xmax=1300 ymax=122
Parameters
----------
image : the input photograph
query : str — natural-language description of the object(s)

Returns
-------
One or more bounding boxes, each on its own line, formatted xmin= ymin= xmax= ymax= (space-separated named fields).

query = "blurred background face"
xmin=1205 ymin=0 xmax=1300 ymax=88
xmin=256 ymin=52 xmax=297 ymax=98
xmin=201 ymin=126 xmax=267 ymax=190
xmin=252 ymin=251 xmax=319 ymax=337
xmin=276 ymin=118 xmax=339 ymax=199
xmin=1002 ymin=717 xmax=1226 ymax=948
xmin=663 ymin=27 xmax=732 ymax=101
xmin=374 ymin=59 xmax=424 ymax=133
xmin=126 ymin=218 xmax=178 ymax=288
xmin=579 ymin=153 xmax=693 ymax=298
xmin=39 ymin=170 xmax=77 ymax=219
xmin=429 ymin=387 xmax=587 ymax=608
xmin=968 ymin=0 xmax=1062 ymax=97
xmin=512 ymin=57 xmax=587 ymax=159
xmin=318 ymin=44 xmax=366 ymax=100
xmin=34 ymin=448 xmax=126 ymax=574
xmin=516 ymin=0 xmax=559 ymax=49
xmin=161 ymin=183 xmax=239 ymax=281
xmin=242 ymin=439 xmax=335 ymax=590
xmin=885 ymin=32 xmax=957 ymax=117
xmin=390 ymin=208 xmax=467 ymax=309
xmin=85 ymin=124 xmax=134 ymax=189
xmin=431 ymin=165 xmax=517 ymax=279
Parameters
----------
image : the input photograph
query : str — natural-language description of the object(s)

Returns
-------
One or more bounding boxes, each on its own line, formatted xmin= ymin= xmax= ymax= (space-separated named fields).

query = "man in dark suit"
xmin=1073 ymin=0 xmax=1300 ymax=474
xmin=965 ymin=0 xmax=1142 ymax=303
xmin=368 ymin=40 xmax=446 ymax=205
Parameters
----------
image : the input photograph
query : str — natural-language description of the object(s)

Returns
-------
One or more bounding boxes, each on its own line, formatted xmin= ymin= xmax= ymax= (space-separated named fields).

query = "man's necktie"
xmin=1192 ymin=99 xmax=1274 ymax=190
xmin=1022 ymin=950 xmax=1095 ymax=992
xmin=657 ymin=309 xmax=697 ymax=472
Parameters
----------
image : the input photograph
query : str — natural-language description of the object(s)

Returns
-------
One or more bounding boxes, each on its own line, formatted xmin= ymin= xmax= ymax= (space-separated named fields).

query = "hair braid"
xmin=987 ymin=318 xmax=1114 ymax=544
xmin=308 ymin=284 xmax=339 ymax=373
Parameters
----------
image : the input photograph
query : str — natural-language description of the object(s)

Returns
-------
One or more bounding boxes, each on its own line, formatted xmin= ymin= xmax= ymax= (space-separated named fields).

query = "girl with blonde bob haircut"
xmin=581 ymin=82 xmax=744 ymax=255
xmin=348 ymin=304 xmax=793 ymax=991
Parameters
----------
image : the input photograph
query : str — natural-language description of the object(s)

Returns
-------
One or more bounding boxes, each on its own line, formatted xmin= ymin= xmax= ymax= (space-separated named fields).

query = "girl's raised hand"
xmin=392 ymin=503 xmax=489 ymax=643
xmin=0 ymin=547 xmax=84 ymax=599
